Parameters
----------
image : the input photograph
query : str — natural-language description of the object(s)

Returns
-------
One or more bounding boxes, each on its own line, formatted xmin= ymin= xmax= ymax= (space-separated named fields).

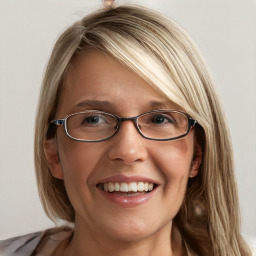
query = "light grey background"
xmin=0 ymin=0 xmax=255 ymax=240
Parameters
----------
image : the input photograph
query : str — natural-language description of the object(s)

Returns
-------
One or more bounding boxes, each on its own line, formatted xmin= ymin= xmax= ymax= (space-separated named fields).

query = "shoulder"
xmin=0 ymin=226 xmax=73 ymax=256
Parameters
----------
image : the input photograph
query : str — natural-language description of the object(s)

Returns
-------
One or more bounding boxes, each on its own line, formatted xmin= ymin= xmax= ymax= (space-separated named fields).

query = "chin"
xmin=100 ymin=216 xmax=155 ymax=242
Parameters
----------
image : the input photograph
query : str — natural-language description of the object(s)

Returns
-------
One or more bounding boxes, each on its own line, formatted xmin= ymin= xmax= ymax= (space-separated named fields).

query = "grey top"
xmin=0 ymin=226 xmax=196 ymax=255
xmin=0 ymin=226 xmax=72 ymax=256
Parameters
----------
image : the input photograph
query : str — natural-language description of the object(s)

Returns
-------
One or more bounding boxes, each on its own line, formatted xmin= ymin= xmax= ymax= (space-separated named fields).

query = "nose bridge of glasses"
xmin=118 ymin=116 xmax=137 ymax=121
xmin=117 ymin=116 xmax=140 ymax=132
xmin=118 ymin=116 xmax=138 ymax=127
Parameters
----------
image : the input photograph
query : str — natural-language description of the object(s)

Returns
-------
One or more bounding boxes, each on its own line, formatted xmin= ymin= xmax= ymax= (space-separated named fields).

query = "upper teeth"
xmin=102 ymin=182 xmax=154 ymax=192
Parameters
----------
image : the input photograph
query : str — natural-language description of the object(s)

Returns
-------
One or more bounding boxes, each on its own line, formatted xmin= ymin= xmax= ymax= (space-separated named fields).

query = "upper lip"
xmin=96 ymin=174 xmax=160 ymax=185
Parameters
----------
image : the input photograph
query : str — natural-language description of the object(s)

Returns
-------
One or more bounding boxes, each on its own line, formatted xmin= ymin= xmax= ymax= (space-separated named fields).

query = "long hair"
xmin=34 ymin=5 xmax=251 ymax=256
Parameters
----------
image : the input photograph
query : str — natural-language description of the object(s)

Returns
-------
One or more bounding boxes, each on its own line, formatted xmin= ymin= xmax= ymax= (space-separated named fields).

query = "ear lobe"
xmin=189 ymin=142 xmax=203 ymax=178
xmin=44 ymin=139 xmax=64 ymax=179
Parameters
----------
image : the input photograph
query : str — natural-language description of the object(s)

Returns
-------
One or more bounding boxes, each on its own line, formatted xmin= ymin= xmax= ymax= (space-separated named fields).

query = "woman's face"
xmin=45 ymin=52 xmax=201 ymax=242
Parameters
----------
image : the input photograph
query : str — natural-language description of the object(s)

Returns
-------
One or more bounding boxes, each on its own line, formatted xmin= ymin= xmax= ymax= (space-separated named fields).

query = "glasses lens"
xmin=138 ymin=111 xmax=188 ymax=140
xmin=66 ymin=111 xmax=118 ymax=141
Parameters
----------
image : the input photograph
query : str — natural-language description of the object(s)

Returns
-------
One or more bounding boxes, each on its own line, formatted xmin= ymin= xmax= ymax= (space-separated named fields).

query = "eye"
xmin=84 ymin=116 xmax=101 ymax=124
xmin=82 ymin=115 xmax=106 ymax=125
xmin=150 ymin=114 xmax=175 ymax=125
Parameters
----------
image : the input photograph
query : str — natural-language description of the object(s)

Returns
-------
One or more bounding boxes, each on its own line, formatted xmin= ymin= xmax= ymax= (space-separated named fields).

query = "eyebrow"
xmin=74 ymin=99 xmax=176 ymax=111
xmin=76 ymin=100 xmax=113 ymax=109
xmin=149 ymin=101 xmax=176 ymax=109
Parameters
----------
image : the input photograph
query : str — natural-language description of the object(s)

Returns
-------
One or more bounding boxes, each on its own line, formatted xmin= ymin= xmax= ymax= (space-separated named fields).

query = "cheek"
xmin=57 ymin=136 xmax=104 ymax=183
xmin=57 ymin=138 xmax=108 ymax=212
xmin=150 ymin=138 xmax=194 ymax=181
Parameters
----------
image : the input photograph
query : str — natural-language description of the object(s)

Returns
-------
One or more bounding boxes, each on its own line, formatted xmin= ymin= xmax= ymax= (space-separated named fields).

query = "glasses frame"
xmin=48 ymin=109 xmax=197 ymax=142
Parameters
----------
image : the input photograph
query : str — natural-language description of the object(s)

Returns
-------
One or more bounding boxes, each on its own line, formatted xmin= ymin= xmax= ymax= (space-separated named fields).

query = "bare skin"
xmin=44 ymin=52 xmax=202 ymax=256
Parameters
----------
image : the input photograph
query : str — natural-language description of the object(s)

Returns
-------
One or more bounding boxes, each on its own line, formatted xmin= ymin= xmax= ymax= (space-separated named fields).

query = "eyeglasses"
xmin=48 ymin=109 xmax=197 ymax=142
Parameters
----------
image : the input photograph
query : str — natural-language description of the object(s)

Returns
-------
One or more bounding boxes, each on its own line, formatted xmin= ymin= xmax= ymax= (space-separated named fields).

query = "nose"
xmin=108 ymin=120 xmax=148 ymax=164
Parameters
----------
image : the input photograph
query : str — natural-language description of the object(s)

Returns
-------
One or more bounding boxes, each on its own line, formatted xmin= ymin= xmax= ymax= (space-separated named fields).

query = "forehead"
xmin=57 ymin=52 xmax=178 ymax=116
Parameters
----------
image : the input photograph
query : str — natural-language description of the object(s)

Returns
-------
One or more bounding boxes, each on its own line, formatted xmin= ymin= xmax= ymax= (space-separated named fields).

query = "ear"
xmin=189 ymin=140 xmax=203 ymax=178
xmin=44 ymin=139 xmax=64 ymax=179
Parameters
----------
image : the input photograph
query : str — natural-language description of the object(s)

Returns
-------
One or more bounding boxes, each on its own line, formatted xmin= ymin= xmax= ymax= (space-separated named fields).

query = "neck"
xmin=61 ymin=217 xmax=185 ymax=256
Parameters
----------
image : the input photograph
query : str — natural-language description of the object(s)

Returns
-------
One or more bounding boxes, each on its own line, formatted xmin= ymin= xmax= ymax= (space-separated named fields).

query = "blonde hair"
xmin=34 ymin=5 xmax=251 ymax=256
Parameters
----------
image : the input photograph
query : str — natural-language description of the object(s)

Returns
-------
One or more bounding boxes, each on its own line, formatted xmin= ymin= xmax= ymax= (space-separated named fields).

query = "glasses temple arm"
xmin=46 ymin=119 xmax=65 ymax=139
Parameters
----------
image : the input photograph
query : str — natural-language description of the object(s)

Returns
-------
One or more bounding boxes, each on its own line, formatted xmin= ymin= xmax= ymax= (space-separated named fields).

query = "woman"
xmin=0 ymin=4 xmax=252 ymax=256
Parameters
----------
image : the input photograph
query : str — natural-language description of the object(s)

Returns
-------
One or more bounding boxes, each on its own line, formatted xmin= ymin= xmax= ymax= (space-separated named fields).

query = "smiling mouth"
xmin=97 ymin=181 xmax=158 ymax=196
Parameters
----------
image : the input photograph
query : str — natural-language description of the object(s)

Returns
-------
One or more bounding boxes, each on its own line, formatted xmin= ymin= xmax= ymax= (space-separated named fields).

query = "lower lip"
xmin=98 ymin=188 xmax=158 ymax=208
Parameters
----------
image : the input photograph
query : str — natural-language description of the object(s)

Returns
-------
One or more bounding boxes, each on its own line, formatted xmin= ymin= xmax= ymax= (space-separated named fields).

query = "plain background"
xmin=0 ymin=0 xmax=255 ymax=240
